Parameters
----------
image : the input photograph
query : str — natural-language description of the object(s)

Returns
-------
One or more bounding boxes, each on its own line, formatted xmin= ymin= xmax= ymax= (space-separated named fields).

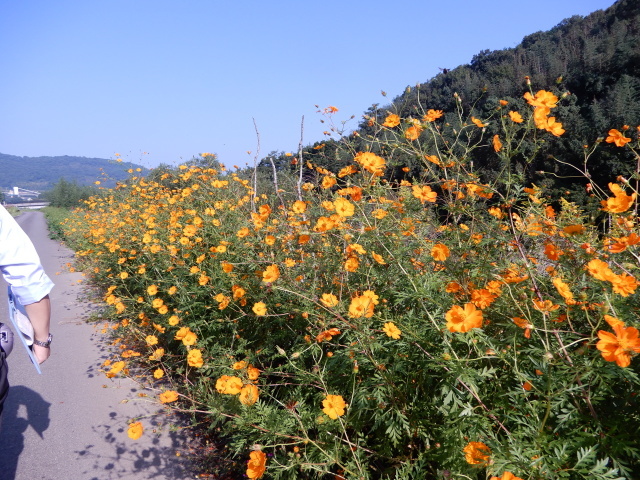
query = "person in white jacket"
xmin=0 ymin=205 xmax=54 ymax=417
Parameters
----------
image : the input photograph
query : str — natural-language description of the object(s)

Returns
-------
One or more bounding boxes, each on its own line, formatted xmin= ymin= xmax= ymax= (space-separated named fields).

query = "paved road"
xmin=0 ymin=211 xmax=193 ymax=480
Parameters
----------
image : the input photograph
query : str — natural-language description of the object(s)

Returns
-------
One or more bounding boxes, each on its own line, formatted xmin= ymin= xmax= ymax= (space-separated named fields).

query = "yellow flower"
xmin=291 ymin=200 xmax=307 ymax=214
xmin=181 ymin=331 xmax=197 ymax=346
xmin=262 ymin=264 xmax=280 ymax=283
xmin=147 ymin=284 xmax=158 ymax=296
xmin=334 ymin=197 xmax=355 ymax=217
xmin=149 ymin=348 xmax=165 ymax=361
xmin=382 ymin=322 xmax=401 ymax=339
xmin=187 ymin=349 xmax=204 ymax=368
xmin=145 ymin=335 xmax=158 ymax=346
xmin=239 ymin=384 xmax=260 ymax=406
xmin=127 ymin=421 xmax=144 ymax=440
xmin=322 ymin=394 xmax=347 ymax=419
xmin=159 ymin=390 xmax=179 ymax=403
xmin=153 ymin=368 xmax=164 ymax=379
xmin=253 ymin=302 xmax=267 ymax=316
xmin=320 ymin=293 xmax=339 ymax=308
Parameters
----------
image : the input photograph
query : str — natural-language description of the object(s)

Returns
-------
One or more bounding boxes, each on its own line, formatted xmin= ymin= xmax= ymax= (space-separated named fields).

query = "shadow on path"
xmin=0 ymin=386 xmax=51 ymax=480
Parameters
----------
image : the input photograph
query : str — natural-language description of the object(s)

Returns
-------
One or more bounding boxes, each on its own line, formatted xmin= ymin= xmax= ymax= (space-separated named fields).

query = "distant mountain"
xmin=0 ymin=153 xmax=147 ymax=191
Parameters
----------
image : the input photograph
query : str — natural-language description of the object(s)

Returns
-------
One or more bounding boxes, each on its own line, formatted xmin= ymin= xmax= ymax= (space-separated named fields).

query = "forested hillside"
xmin=0 ymin=153 xmax=146 ymax=190
xmin=259 ymin=0 xmax=640 ymax=204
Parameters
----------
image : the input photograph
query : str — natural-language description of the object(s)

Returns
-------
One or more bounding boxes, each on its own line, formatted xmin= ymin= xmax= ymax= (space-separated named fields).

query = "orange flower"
xmin=159 ymin=390 xmax=179 ymax=403
xmin=246 ymin=451 xmax=267 ymax=479
xmin=187 ymin=349 xmax=204 ymax=368
xmin=524 ymin=90 xmax=558 ymax=109
xmin=337 ymin=165 xmax=358 ymax=178
xmin=334 ymin=197 xmax=355 ymax=217
xmin=216 ymin=375 xmax=243 ymax=394
xmin=463 ymin=441 xmax=491 ymax=465
xmin=597 ymin=324 xmax=640 ymax=367
xmin=247 ymin=365 xmax=260 ymax=381
xmin=586 ymin=259 xmax=616 ymax=282
xmin=610 ymin=273 xmax=639 ymax=297
xmin=552 ymin=277 xmax=574 ymax=303
xmin=470 ymin=289 xmax=497 ymax=309
xmin=412 ymin=185 xmax=437 ymax=203
xmin=601 ymin=183 xmax=636 ymax=213
xmin=512 ymin=317 xmax=532 ymax=338
xmin=291 ymin=200 xmax=307 ymax=214
xmin=492 ymin=134 xmax=502 ymax=152
xmin=445 ymin=303 xmax=483 ymax=333
xmin=490 ymin=472 xmax=524 ymax=480
xmin=239 ymin=384 xmax=259 ymax=406
xmin=344 ymin=256 xmax=359 ymax=272
xmin=471 ymin=117 xmax=486 ymax=128
xmin=262 ymin=264 xmax=280 ymax=283
xmin=127 ymin=421 xmax=144 ymax=440
xmin=382 ymin=322 xmax=401 ymax=339
xmin=533 ymin=299 xmax=560 ymax=313
xmin=321 ymin=175 xmax=337 ymax=189
xmin=606 ymin=129 xmax=632 ymax=147
xmin=423 ymin=109 xmax=444 ymax=122
xmin=348 ymin=294 xmax=375 ymax=318
xmin=544 ymin=243 xmax=563 ymax=261
xmin=383 ymin=113 xmax=400 ymax=127
xmin=405 ymin=125 xmax=423 ymax=141
xmin=322 ymin=394 xmax=347 ymax=419
xmin=316 ymin=327 xmax=341 ymax=343
xmin=430 ymin=243 xmax=450 ymax=261
xmin=320 ymin=293 xmax=339 ymax=308
xmin=354 ymin=152 xmax=386 ymax=176
xmin=508 ymin=111 xmax=523 ymax=123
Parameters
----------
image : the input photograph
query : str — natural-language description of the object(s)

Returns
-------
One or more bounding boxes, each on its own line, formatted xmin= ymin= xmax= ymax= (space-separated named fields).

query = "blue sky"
xmin=0 ymin=0 xmax=616 ymax=169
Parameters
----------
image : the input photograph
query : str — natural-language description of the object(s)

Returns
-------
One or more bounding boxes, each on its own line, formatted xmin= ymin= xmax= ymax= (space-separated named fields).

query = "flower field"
xmin=61 ymin=86 xmax=640 ymax=479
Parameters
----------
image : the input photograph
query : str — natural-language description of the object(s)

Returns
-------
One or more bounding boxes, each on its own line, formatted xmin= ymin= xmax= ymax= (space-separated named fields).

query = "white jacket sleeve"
xmin=0 ymin=206 xmax=54 ymax=305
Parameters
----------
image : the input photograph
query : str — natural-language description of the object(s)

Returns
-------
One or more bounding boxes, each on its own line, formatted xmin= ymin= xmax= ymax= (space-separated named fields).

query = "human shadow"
xmin=0 ymin=385 xmax=51 ymax=480
xmin=74 ymin=407 xmax=193 ymax=480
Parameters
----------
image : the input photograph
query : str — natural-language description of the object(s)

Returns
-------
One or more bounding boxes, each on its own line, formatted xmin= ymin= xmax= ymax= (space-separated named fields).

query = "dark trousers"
xmin=0 ymin=348 xmax=8 ymax=419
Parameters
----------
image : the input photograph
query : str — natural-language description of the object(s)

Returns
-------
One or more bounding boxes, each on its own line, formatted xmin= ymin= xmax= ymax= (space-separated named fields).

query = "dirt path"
xmin=0 ymin=210 xmax=193 ymax=480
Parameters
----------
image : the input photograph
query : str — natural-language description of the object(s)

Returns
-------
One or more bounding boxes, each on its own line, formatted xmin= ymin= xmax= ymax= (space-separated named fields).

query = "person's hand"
xmin=32 ymin=344 xmax=51 ymax=364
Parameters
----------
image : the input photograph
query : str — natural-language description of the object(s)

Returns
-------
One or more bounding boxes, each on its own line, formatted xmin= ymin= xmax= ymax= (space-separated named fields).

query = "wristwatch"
xmin=33 ymin=333 xmax=53 ymax=348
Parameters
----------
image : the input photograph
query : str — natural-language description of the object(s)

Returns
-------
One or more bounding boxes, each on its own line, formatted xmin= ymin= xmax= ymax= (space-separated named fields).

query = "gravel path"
xmin=0 ymin=210 xmax=194 ymax=480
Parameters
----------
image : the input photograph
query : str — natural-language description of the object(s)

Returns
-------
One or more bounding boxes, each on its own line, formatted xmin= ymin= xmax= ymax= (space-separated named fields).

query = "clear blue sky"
xmin=0 ymin=0 xmax=616 ymax=169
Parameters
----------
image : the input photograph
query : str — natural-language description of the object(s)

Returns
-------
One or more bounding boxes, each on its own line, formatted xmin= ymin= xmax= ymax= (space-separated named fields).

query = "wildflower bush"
xmin=62 ymin=84 xmax=640 ymax=480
